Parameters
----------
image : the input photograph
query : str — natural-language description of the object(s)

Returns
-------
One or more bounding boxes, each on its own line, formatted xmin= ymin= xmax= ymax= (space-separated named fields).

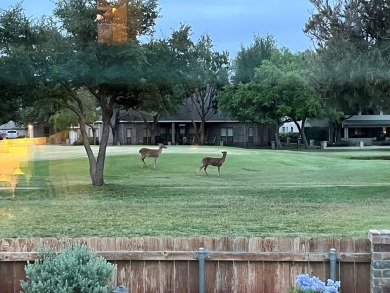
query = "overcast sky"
xmin=1 ymin=0 xmax=315 ymax=57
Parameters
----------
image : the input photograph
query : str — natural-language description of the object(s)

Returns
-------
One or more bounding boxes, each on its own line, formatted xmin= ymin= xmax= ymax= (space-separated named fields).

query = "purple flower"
xmin=295 ymin=274 xmax=340 ymax=292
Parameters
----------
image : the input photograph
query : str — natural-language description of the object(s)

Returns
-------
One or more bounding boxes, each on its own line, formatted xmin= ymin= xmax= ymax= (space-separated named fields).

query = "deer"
xmin=139 ymin=143 xmax=167 ymax=169
xmin=199 ymin=151 xmax=227 ymax=176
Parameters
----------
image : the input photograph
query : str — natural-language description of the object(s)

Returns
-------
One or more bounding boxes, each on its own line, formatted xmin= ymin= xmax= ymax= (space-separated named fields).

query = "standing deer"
xmin=139 ymin=143 xmax=167 ymax=169
xmin=199 ymin=151 xmax=227 ymax=176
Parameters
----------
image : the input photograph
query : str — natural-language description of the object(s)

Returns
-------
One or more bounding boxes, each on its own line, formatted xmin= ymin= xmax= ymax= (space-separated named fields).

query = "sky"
xmin=1 ymin=0 xmax=315 ymax=57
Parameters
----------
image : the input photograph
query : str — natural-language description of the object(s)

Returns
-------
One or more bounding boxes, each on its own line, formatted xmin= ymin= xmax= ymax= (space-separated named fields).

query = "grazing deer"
xmin=199 ymin=151 xmax=227 ymax=176
xmin=139 ymin=143 xmax=167 ymax=169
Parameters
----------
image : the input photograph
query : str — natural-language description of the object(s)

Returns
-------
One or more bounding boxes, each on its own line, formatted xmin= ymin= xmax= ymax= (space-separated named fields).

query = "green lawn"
xmin=1 ymin=145 xmax=390 ymax=238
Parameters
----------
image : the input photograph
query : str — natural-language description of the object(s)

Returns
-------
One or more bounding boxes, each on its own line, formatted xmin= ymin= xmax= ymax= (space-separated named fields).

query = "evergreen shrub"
xmin=20 ymin=244 xmax=115 ymax=293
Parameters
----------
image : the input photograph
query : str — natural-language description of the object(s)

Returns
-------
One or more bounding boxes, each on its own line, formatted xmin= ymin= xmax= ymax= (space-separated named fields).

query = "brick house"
xmin=94 ymin=110 xmax=275 ymax=147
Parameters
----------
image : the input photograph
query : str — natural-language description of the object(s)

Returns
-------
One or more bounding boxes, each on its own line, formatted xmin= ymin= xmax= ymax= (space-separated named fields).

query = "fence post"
xmin=194 ymin=247 xmax=210 ymax=293
xmin=369 ymin=229 xmax=390 ymax=293
xmin=329 ymin=248 xmax=337 ymax=281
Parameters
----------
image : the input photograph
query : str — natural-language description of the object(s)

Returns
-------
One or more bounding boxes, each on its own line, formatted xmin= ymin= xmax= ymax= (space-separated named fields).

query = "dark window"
xmin=143 ymin=128 xmax=151 ymax=144
xmin=221 ymin=127 xmax=233 ymax=143
xmin=248 ymin=127 xmax=254 ymax=143
xmin=126 ymin=128 xmax=132 ymax=144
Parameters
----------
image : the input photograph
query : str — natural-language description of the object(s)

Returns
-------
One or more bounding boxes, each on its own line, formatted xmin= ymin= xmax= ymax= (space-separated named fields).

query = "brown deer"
xmin=139 ymin=143 xmax=167 ymax=169
xmin=199 ymin=151 xmax=227 ymax=176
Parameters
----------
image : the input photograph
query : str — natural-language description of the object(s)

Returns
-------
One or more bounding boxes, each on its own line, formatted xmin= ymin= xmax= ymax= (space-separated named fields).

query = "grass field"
xmin=1 ymin=144 xmax=390 ymax=238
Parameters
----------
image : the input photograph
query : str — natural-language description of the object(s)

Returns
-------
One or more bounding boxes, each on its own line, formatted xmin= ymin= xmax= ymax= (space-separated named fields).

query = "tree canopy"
xmin=0 ymin=0 xmax=202 ymax=186
xmin=305 ymin=0 xmax=390 ymax=115
xmin=219 ymin=36 xmax=323 ymax=148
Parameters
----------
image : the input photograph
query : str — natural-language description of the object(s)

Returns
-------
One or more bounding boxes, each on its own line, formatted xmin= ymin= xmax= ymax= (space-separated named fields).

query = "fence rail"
xmin=0 ymin=251 xmax=371 ymax=262
xmin=0 ymin=237 xmax=371 ymax=293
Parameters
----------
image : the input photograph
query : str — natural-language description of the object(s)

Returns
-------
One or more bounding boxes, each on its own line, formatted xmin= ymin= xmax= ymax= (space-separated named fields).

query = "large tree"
xmin=304 ymin=0 xmax=390 ymax=117
xmin=0 ymin=4 xmax=51 ymax=124
xmin=2 ymin=1 xmax=190 ymax=186
xmin=219 ymin=48 xmax=323 ymax=148
xmin=183 ymin=33 xmax=229 ymax=145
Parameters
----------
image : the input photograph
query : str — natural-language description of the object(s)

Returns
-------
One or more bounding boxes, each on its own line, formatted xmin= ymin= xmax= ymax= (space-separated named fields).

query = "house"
xmin=94 ymin=109 xmax=275 ymax=147
xmin=0 ymin=121 xmax=29 ymax=138
xmin=341 ymin=109 xmax=390 ymax=145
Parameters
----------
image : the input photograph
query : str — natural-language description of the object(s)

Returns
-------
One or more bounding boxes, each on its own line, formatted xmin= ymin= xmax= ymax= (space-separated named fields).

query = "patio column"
xmin=171 ymin=123 xmax=175 ymax=145
xmin=369 ymin=229 xmax=390 ymax=293
xmin=344 ymin=127 xmax=349 ymax=140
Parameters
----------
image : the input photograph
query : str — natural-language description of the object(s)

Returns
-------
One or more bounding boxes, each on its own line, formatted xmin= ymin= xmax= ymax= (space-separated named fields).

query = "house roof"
xmin=342 ymin=119 xmax=390 ymax=127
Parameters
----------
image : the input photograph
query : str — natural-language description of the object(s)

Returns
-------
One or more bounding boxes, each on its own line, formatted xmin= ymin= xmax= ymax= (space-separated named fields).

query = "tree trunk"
xmin=79 ymin=120 xmax=98 ymax=185
xmin=66 ymin=89 xmax=112 ymax=186
xmin=91 ymin=102 xmax=112 ymax=186
xmin=274 ymin=122 xmax=282 ymax=149
xmin=329 ymin=121 xmax=335 ymax=144
xmin=110 ymin=108 xmax=121 ymax=146
xmin=199 ymin=120 xmax=205 ymax=145
xmin=295 ymin=118 xmax=309 ymax=149
xmin=191 ymin=121 xmax=200 ymax=144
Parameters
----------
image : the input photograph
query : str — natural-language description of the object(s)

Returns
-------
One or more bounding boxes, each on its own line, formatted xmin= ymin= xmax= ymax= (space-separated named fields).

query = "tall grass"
xmin=1 ymin=145 xmax=389 ymax=238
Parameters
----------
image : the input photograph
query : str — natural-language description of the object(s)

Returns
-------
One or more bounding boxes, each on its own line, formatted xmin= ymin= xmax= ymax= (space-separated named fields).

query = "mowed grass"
xmin=1 ymin=145 xmax=390 ymax=238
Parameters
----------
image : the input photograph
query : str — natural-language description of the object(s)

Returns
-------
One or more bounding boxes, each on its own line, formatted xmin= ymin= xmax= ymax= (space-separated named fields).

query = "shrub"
xmin=305 ymin=127 xmax=329 ymax=142
xmin=20 ymin=244 xmax=115 ymax=293
xmin=73 ymin=137 xmax=99 ymax=145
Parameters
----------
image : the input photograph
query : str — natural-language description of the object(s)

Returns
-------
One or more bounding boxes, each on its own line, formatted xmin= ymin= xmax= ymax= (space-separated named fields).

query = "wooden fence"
xmin=0 ymin=237 xmax=371 ymax=293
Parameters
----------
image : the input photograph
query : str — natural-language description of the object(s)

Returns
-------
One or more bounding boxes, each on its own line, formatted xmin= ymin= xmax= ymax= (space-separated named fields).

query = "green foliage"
xmin=20 ymin=244 xmax=115 ymax=293
xmin=219 ymin=48 xmax=324 ymax=127
xmin=305 ymin=0 xmax=390 ymax=114
xmin=232 ymin=34 xmax=276 ymax=84
xmin=73 ymin=137 xmax=99 ymax=145
xmin=49 ymin=108 xmax=79 ymax=132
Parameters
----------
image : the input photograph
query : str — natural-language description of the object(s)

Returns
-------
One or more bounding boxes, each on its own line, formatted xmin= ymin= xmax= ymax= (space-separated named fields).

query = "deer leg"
xmin=218 ymin=166 xmax=221 ymax=176
xmin=204 ymin=166 xmax=208 ymax=176
xmin=141 ymin=156 xmax=146 ymax=167
xmin=154 ymin=158 xmax=157 ymax=169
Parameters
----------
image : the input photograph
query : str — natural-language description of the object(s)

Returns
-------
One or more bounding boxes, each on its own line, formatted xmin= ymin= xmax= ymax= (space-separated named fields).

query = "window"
xmin=221 ymin=127 xmax=233 ymax=143
xmin=290 ymin=127 xmax=293 ymax=132
xmin=143 ymin=128 xmax=151 ymax=144
xmin=282 ymin=127 xmax=286 ymax=133
xmin=126 ymin=128 xmax=132 ymax=144
xmin=248 ymin=127 xmax=254 ymax=143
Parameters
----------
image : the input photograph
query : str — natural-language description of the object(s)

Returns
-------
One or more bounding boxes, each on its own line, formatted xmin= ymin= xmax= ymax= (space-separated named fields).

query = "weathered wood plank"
xmin=0 ymin=262 xmax=15 ymax=293
xmin=355 ymin=262 xmax=370 ymax=293
xmin=173 ymin=260 xmax=189 ymax=293
xmin=340 ymin=263 xmax=355 ymax=293
xmin=144 ymin=260 xmax=160 ymax=293
xmin=247 ymin=261 xmax=264 ymax=292
xmin=263 ymin=261 xmax=278 ymax=293
xmin=0 ymin=251 xmax=371 ymax=262
xmin=159 ymin=261 xmax=175 ymax=293
xmin=216 ymin=261 xmax=234 ymax=293
xmin=128 ymin=260 xmax=145 ymax=293
xmin=234 ymin=261 xmax=249 ymax=293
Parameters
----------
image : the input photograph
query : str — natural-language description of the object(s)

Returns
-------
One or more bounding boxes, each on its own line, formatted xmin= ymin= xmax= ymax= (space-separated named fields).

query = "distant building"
xmin=0 ymin=121 xmax=28 ymax=138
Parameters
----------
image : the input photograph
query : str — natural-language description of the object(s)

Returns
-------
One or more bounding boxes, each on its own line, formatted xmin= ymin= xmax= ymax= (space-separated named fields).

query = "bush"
xmin=304 ymin=127 xmax=328 ymax=142
xmin=280 ymin=132 xmax=300 ymax=143
xmin=20 ymin=244 xmax=115 ymax=293
xmin=73 ymin=137 xmax=99 ymax=145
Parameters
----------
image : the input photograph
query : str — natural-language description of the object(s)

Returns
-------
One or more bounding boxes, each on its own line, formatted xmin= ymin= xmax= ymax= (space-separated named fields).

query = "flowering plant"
xmin=291 ymin=274 xmax=341 ymax=293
